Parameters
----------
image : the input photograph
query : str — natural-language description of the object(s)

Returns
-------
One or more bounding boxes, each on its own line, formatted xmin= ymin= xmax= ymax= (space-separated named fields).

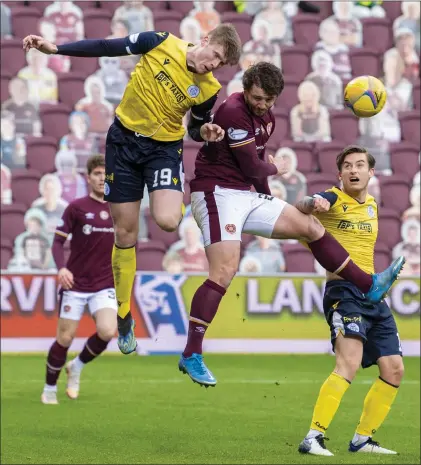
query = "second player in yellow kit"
xmin=23 ymin=24 xmax=242 ymax=354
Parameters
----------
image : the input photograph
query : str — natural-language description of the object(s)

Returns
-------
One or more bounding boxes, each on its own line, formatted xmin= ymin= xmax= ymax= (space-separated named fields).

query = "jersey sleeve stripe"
xmin=55 ymin=230 xmax=69 ymax=238
xmin=229 ymin=137 xmax=255 ymax=148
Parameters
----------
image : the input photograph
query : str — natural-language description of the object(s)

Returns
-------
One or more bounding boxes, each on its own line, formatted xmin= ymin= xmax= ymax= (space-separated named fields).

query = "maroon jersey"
xmin=53 ymin=195 xmax=114 ymax=292
xmin=191 ymin=92 xmax=277 ymax=195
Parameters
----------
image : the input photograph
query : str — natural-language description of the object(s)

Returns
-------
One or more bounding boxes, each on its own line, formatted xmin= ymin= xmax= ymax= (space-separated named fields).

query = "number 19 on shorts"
xmin=153 ymin=168 xmax=172 ymax=187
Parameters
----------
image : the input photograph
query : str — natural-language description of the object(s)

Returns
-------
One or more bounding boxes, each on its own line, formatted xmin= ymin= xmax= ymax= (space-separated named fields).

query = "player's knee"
xmin=114 ymin=225 xmax=138 ymax=247
xmin=154 ymin=212 xmax=181 ymax=232
xmin=335 ymin=353 xmax=361 ymax=380
xmin=97 ymin=323 xmax=117 ymax=342
xmin=306 ymin=215 xmax=325 ymax=242
xmin=57 ymin=330 xmax=75 ymax=348
xmin=209 ymin=262 xmax=237 ymax=288
xmin=381 ymin=359 xmax=405 ymax=386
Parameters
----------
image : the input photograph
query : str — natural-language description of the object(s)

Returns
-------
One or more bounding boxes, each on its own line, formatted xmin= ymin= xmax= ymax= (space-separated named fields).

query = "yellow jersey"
xmin=115 ymin=31 xmax=221 ymax=141
xmin=313 ymin=186 xmax=378 ymax=274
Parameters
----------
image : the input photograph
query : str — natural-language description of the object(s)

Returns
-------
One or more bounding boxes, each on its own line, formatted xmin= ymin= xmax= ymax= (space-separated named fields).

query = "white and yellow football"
xmin=344 ymin=75 xmax=387 ymax=118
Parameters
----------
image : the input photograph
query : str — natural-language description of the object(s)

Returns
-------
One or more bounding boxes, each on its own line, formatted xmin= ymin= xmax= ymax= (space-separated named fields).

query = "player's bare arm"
xmin=295 ymin=196 xmax=331 ymax=215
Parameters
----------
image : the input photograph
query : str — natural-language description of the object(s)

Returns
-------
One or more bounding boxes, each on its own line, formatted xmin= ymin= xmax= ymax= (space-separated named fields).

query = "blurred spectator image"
xmin=2 ymin=77 xmax=42 ymax=137
xmin=95 ymin=56 xmax=128 ymax=105
xmin=38 ymin=19 xmax=71 ymax=74
xmin=54 ymin=149 xmax=88 ymax=203
xmin=306 ymin=50 xmax=343 ymax=109
xmin=18 ymin=49 xmax=58 ymax=106
xmin=31 ymin=174 xmax=68 ymax=237
xmin=290 ymin=80 xmax=331 ymax=143
xmin=392 ymin=218 xmax=420 ymax=276
xmin=0 ymin=111 xmax=27 ymax=170
xmin=1 ymin=2 xmax=12 ymax=38
xmin=243 ymin=18 xmax=281 ymax=67
xmin=106 ymin=19 xmax=138 ymax=77
xmin=414 ymin=170 xmax=420 ymax=187
xmin=112 ymin=0 xmax=154 ymax=35
xmin=329 ymin=1 xmax=363 ymax=48
xmin=270 ymin=147 xmax=307 ymax=204
xmin=180 ymin=17 xmax=202 ymax=44
xmin=388 ymin=27 xmax=420 ymax=83
xmin=353 ymin=0 xmax=386 ymax=18
xmin=227 ymin=78 xmax=244 ymax=96
xmin=13 ymin=207 xmax=50 ymax=249
xmin=189 ymin=1 xmax=221 ymax=37
xmin=243 ymin=236 xmax=286 ymax=273
xmin=43 ymin=1 xmax=84 ymax=44
xmin=1 ymin=158 xmax=12 ymax=205
xmin=383 ymin=48 xmax=413 ymax=112
xmin=402 ymin=184 xmax=421 ymax=223
xmin=239 ymin=255 xmax=263 ymax=273
xmin=169 ymin=217 xmax=208 ymax=272
xmin=254 ymin=1 xmax=293 ymax=45
xmin=269 ymin=179 xmax=287 ymax=201
xmin=60 ymin=111 xmax=98 ymax=172
xmin=367 ymin=175 xmax=381 ymax=204
xmin=162 ymin=250 xmax=184 ymax=274
xmin=75 ymin=76 xmax=114 ymax=135
xmin=394 ymin=2 xmax=420 ymax=53
xmin=314 ymin=19 xmax=352 ymax=80
xmin=233 ymin=51 xmax=257 ymax=80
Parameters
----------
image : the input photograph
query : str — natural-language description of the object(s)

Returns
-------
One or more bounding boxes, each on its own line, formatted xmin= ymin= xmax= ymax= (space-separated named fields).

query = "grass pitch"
xmin=1 ymin=354 xmax=420 ymax=464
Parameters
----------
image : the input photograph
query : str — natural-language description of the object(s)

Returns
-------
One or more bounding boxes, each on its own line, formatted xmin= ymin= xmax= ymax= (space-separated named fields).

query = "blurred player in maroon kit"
xmin=41 ymin=154 xmax=117 ymax=404
xmin=179 ymin=62 xmax=405 ymax=387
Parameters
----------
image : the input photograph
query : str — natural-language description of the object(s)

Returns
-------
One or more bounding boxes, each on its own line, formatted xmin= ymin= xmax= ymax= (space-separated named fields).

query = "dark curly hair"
xmin=242 ymin=62 xmax=285 ymax=97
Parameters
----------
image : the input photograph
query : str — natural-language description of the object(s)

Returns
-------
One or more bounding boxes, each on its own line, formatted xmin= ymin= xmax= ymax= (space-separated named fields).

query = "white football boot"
xmin=298 ymin=434 xmax=334 ymax=456
xmin=349 ymin=438 xmax=397 ymax=454
xmin=65 ymin=359 xmax=81 ymax=400
xmin=41 ymin=390 xmax=58 ymax=405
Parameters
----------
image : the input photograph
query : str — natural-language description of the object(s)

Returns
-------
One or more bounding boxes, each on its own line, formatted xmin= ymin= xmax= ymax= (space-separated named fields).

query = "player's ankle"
xmin=306 ymin=429 xmax=324 ymax=439
xmin=117 ymin=312 xmax=133 ymax=335
xmin=44 ymin=384 xmax=57 ymax=392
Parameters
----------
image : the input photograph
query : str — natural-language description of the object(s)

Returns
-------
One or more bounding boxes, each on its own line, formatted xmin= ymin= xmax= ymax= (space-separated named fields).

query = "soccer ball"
xmin=344 ymin=75 xmax=387 ymax=118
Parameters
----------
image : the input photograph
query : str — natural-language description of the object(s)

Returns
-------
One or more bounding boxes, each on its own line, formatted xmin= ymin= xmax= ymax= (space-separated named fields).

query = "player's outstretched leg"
xmin=41 ymin=340 xmax=69 ymax=404
xmin=365 ymin=257 xmax=405 ymax=303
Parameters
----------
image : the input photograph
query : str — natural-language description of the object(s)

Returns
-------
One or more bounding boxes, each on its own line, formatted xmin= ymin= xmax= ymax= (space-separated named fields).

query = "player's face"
xmin=190 ymin=40 xmax=226 ymax=74
xmin=339 ymin=152 xmax=374 ymax=194
xmin=244 ymin=84 xmax=277 ymax=116
xmin=88 ymin=166 xmax=106 ymax=197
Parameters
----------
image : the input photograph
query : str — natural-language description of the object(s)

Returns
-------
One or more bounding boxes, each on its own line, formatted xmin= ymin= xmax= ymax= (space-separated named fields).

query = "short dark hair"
xmin=208 ymin=23 xmax=242 ymax=66
xmin=336 ymin=145 xmax=376 ymax=171
xmin=87 ymin=154 xmax=105 ymax=174
xmin=242 ymin=62 xmax=285 ymax=97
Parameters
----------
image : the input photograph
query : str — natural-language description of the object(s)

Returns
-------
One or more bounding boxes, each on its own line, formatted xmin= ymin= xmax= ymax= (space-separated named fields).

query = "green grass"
xmin=1 ymin=354 xmax=420 ymax=464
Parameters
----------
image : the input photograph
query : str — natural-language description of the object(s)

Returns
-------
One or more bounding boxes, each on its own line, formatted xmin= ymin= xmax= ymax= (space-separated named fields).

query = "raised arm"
xmin=295 ymin=192 xmax=337 ymax=214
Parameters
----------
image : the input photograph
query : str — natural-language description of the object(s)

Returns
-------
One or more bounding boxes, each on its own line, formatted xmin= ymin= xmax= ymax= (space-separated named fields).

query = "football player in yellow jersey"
xmin=23 ymin=25 xmax=242 ymax=354
xmin=296 ymin=146 xmax=405 ymax=457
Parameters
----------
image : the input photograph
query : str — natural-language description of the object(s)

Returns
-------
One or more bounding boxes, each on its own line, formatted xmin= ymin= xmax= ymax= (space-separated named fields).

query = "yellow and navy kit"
xmin=57 ymin=31 xmax=221 ymax=141
xmin=312 ymin=186 xmax=378 ymax=274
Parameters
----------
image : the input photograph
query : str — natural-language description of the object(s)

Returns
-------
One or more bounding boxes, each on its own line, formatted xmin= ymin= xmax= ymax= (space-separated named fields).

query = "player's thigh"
xmin=205 ymin=241 xmax=241 ymax=288
xmin=104 ymin=120 xmax=146 ymax=205
xmin=56 ymin=291 xmax=88 ymax=346
xmin=242 ymin=192 xmax=287 ymax=238
xmin=270 ymin=203 xmax=324 ymax=241
xmin=334 ymin=332 xmax=364 ymax=379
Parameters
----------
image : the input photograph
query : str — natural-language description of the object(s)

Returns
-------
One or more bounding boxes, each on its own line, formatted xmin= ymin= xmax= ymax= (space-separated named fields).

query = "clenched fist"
xmin=200 ymin=123 xmax=225 ymax=142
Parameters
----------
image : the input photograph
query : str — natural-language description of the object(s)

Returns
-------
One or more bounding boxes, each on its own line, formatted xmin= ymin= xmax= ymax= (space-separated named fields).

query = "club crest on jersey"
xmin=100 ymin=210 xmax=109 ymax=220
xmin=225 ymin=224 xmax=236 ymax=234
xmin=187 ymin=85 xmax=200 ymax=98
xmin=228 ymin=127 xmax=248 ymax=140
xmin=266 ymin=122 xmax=272 ymax=136
xmin=367 ymin=205 xmax=375 ymax=218
xmin=82 ymin=224 xmax=93 ymax=235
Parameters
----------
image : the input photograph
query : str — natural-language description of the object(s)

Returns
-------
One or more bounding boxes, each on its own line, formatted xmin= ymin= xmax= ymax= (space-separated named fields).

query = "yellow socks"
xmin=309 ymin=372 xmax=351 ymax=435
xmin=355 ymin=377 xmax=399 ymax=437
xmin=112 ymin=245 xmax=136 ymax=319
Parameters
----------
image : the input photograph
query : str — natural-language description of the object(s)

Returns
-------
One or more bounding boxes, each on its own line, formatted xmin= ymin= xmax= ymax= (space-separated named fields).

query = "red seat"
xmin=283 ymin=242 xmax=314 ymax=272
xmin=389 ymin=142 xmax=420 ymax=181
xmin=57 ymin=72 xmax=86 ymax=107
xmin=167 ymin=1 xmax=193 ymax=15
xmin=271 ymin=108 xmax=290 ymax=147
xmin=143 ymin=1 xmax=169 ymax=11
xmin=0 ymin=203 xmax=27 ymax=243
xmin=27 ymin=1 xmax=53 ymax=13
xmin=374 ymin=242 xmax=391 ymax=273
xmin=70 ymin=55 xmax=99 ymax=78
xmin=278 ymin=141 xmax=315 ymax=174
xmin=83 ymin=9 xmax=113 ymax=39
xmin=309 ymin=1 xmax=333 ymax=19
xmin=377 ymin=208 xmax=402 ymax=250
xmin=213 ymin=65 xmax=239 ymax=83
xmin=329 ymin=109 xmax=359 ymax=145
xmin=292 ymin=14 xmax=322 ymax=47
xmin=349 ymin=47 xmax=381 ymax=79
xmin=361 ymin=18 xmax=392 ymax=54
xmin=73 ymin=1 xmax=98 ymax=11
xmin=1 ymin=71 xmax=13 ymax=103
xmin=1 ymin=243 xmax=13 ymax=270
xmin=0 ymin=39 xmax=27 ymax=75
xmin=183 ymin=147 xmax=197 ymax=182
xmin=413 ymin=79 xmax=420 ymax=110
xmin=25 ymin=136 xmax=58 ymax=175
xmin=11 ymin=168 xmax=42 ymax=208
xmin=136 ymin=240 xmax=167 ymax=271
xmin=154 ymin=10 xmax=184 ymax=36
xmin=97 ymin=1 xmax=122 ymax=14
xmin=315 ymin=141 xmax=345 ymax=174
xmin=382 ymin=1 xmax=402 ymax=22
xmin=40 ymin=103 xmax=72 ymax=140
xmin=144 ymin=208 xmax=179 ymax=249
xmin=306 ymin=172 xmax=339 ymax=195
xmin=399 ymin=110 xmax=420 ymax=147
xmin=280 ymin=45 xmax=311 ymax=81
xmin=278 ymin=75 xmax=301 ymax=111
xmin=220 ymin=12 xmax=253 ymax=44
xmin=10 ymin=6 xmax=41 ymax=39
xmin=379 ymin=174 xmax=411 ymax=214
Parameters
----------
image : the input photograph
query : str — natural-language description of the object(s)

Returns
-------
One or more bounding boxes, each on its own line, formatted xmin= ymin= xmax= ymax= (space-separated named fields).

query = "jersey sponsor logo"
xmin=187 ymin=85 xmax=200 ymax=98
xmin=129 ymin=33 xmax=140 ymax=43
xmin=100 ymin=210 xmax=109 ymax=220
xmin=337 ymin=220 xmax=372 ymax=233
xmin=85 ymin=212 xmax=95 ymax=219
xmin=347 ymin=322 xmax=360 ymax=332
xmin=82 ymin=224 xmax=114 ymax=235
xmin=104 ymin=182 xmax=110 ymax=196
xmin=225 ymin=224 xmax=236 ymax=234
xmin=343 ymin=316 xmax=362 ymax=323
xmin=155 ymin=71 xmax=186 ymax=103
xmin=266 ymin=122 xmax=272 ymax=136
xmin=227 ymin=127 xmax=248 ymax=140
xmin=367 ymin=205 xmax=375 ymax=218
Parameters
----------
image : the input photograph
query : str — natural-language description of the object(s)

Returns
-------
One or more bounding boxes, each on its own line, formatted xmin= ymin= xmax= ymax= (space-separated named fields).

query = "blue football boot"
xmin=366 ymin=256 xmax=405 ymax=303
xmin=117 ymin=317 xmax=137 ymax=355
xmin=178 ymin=353 xmax=216 ymax=387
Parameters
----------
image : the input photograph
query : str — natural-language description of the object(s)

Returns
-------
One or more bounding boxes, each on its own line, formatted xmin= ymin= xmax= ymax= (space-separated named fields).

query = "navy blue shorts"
xmin=104 ymin=118 xmax=185 ymax=203
xmin=324 ymin=280 xmax=402 ymax=368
